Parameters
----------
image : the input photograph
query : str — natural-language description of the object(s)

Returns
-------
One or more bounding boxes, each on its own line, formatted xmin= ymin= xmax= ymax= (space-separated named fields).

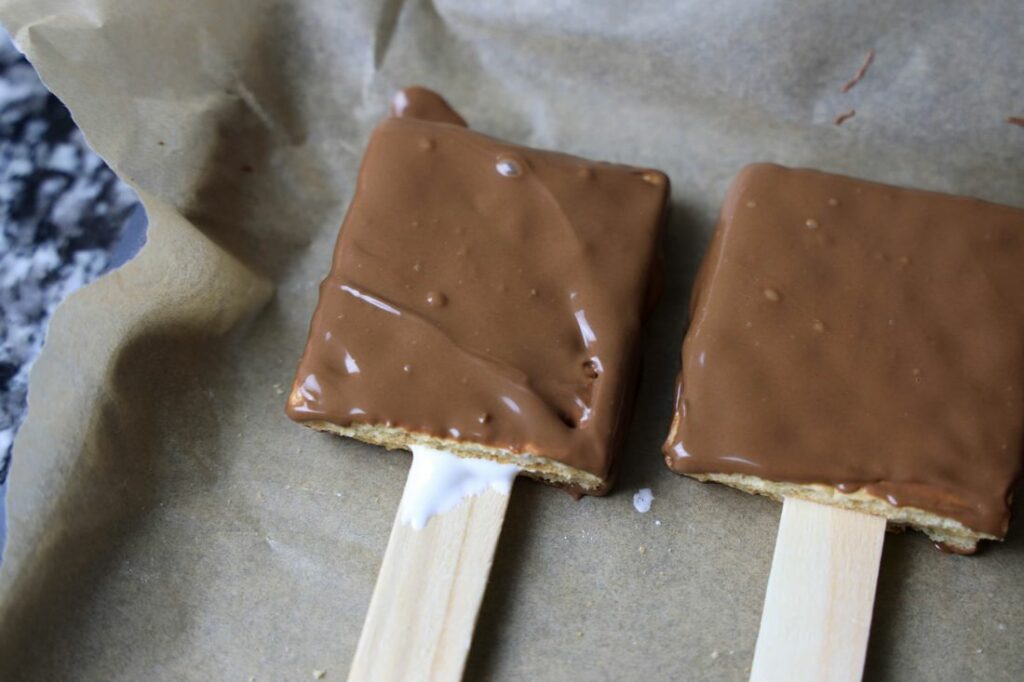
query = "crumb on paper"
xmin=834 ymin=110 xmax=856 ymax=126
xmin=654 ymin=519 xmax=662 ymax=526
xmin=274 ymin=382 xmax=284 ymax=395
xmin=638 ymin=545 xmax=646 ymax=555
xmin=633 ymin=488 xmax=654 ymax=513
xmin=841 ymin=49 xmax=875 ymax=93
xmin=1008 ymin=116 xmax=1024 ymax=127
xmin=576 ymin=630 xmax=583 ymax=638
xmin=711 ymin=650 xmax=720 ymax=660
xmin=313 ymin=670 xmax=326 ymax=679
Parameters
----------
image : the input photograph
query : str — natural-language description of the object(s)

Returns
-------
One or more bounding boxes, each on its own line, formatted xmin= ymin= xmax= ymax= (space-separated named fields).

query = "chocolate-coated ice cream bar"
xmin=288 ymin=88 xmax=669 ymax=493
xmin=664 ymin=163 xmax=1024 ymax=552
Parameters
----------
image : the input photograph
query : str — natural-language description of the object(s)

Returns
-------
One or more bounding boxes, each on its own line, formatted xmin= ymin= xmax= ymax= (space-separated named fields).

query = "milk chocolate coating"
xmin=288 ymin=88 xmax=669 ymax=487
xmin=664 ymin=164 xmax=1024 ymax=537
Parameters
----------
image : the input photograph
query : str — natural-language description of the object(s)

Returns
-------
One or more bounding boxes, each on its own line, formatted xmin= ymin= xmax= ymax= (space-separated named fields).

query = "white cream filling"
xmin=398 ymin=444 xmax=520 ymax=530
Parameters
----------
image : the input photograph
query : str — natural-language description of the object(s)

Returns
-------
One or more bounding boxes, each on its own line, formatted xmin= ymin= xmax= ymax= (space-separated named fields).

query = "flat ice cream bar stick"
xmin=350 ymin=466 xmax=513 ymax=682
xmin=751 ymin=498 xmax=885 ymax=682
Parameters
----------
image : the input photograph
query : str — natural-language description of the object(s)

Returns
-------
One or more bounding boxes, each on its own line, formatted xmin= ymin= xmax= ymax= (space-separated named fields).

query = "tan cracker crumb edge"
xmin=301 ymin=420 xmax=605 ymax=492
xmin=685 ymin=471 xmax=994 ymax=553
xmin=664 ymin=410 xmax=993 ymax=552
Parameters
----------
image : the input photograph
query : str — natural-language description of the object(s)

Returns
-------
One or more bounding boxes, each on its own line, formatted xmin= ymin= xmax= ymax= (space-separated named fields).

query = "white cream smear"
xmin=399 ymin=444 xmax=520 ymax=530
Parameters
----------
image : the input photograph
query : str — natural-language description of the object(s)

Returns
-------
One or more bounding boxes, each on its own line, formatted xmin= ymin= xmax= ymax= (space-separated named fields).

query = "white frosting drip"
xmin=399 ymin=444 xmax=519 ymax=530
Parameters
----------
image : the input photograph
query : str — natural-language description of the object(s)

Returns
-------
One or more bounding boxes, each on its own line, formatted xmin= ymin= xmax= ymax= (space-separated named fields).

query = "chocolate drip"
xmin=390 ymin=87 xmax=468 ymax=127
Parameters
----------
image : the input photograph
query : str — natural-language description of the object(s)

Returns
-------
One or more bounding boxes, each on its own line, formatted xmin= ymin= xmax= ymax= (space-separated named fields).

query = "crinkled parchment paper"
xmin=1 ymin=1 xmax=1023 ymax=679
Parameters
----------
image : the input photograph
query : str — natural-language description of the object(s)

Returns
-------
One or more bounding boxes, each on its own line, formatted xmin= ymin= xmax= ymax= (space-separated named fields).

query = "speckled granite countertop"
xmin=0 ymin=33 xmax=140 ymax=542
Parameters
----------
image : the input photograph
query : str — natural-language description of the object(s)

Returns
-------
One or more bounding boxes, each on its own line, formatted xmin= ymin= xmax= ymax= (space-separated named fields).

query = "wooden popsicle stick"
xmin=750 ymin=497 xmax=886 ymax=682
xmin=348 ymin=479 xmax=513 ymax=682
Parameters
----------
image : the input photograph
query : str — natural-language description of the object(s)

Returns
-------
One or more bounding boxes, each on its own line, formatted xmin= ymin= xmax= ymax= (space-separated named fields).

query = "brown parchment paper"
xmin=2 ymin=1 xmax=1023 ymax=679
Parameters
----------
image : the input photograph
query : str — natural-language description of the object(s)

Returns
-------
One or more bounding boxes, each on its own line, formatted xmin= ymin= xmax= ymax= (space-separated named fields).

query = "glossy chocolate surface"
xmin=288 ymin=88 xmax=669 ymax=485
xmin=664 ymin=164 xmax=1024 ymax=536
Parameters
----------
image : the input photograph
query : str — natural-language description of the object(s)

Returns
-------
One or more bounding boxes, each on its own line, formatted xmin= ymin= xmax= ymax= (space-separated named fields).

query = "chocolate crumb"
xmin=841 ymin=49 xmax=875 ymax=93
xmin=834 ymin=110 xmax=856 ymax=126
xmin=1008 ymin=116 xmax=1024 ymax=128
